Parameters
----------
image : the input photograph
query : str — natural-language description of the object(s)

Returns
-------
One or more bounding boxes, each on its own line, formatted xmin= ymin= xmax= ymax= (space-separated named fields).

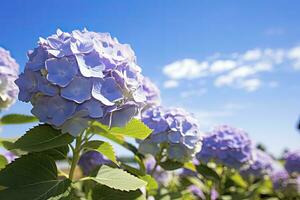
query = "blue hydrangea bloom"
xmin=139 ymin=106 xmax=202 ymax=162
xmin=196 ymin=125 xmax=253 ymax=169
xmin=271 ymin=169 xmax=300 ymax=196
xmin=15 ymin=29 xmax=153 ymax=136
xmin=141 ymin=77 xmax=161 ymax=108
xmin=271 ymin=169 xmax=289 ymax=190
xmin=0 ymin=47 xmax=19 ymax=109
xmin=284 ymin=149 xmax=300 ymax=175
xmin=78 ymin=151 xmax=111 ymax=175
xmin=240 ymin=149 xmax=275 ymax=178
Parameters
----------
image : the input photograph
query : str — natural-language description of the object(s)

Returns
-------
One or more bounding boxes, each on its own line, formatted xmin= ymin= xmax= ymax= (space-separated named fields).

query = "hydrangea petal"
xmin=45 ymin=57 xmax=78 ymax=87
xmin=76 ymin=51 xmax=104 ymax=78
xmin=48 ymin=96 xmax=77 ymax=126
xmin=77 ymin=98 xmax=104 ymax=118
xmin=61 ymin=76 xmax=92 ymax=103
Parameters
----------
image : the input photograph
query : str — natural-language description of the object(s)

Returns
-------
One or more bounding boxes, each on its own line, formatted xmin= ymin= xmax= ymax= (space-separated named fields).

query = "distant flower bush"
xmin=284 ymin=149 xmax=300 ymax=175
xmin=139 ymin=106 xmax=202 ymax=162
xmin=0 ymin=47 xmax=19 ymax=109
xmin=240 ymin=149 xmax=274 ymax=178
xmin=196 ymin=125 xmax=253 ymax=169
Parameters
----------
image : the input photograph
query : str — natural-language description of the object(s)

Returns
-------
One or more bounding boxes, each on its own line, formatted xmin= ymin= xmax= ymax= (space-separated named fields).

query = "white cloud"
xmin=242 ymin=49 xmax=262 ymax=61
xmin=214 ymin=66 xmax=256 ymax=88
xmin=162 ymin=45 xmax=300 ymax=92
xmin=288 ymin=47 xmax=300 ymax=70
xmin=210 ymin=60 xmax=237 ymax=73
xmin=163 ymin=80 xmax=179 ymax=88
xmin=239 ymin=79 xmax=261 ymax=92
xmin=163 ymin=59 xmax=208 ymax=80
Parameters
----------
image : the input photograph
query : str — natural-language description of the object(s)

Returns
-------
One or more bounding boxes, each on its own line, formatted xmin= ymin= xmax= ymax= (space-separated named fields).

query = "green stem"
xmin=150 ymin=147 xmax=164 ymax=176
xmin=69 ymin=133 xmax=83 ymax=181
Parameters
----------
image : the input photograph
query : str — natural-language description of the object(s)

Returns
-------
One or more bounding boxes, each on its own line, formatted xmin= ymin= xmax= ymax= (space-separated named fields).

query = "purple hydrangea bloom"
xmin=0 ymin=47 xmax=19 ymax=109
xmin=141 ymin=77 xmax=160 ymax=108
xmin=271 ymin=169 xmax=289 ymax=190
xmin=187 ymin=185 xmax=205 ymax=199
xmin=16 ymin=29 xmax=152 ymax=136
xmin=78 ymin=151 xmax=111 ymax=175
xmin=284 ymin=149 xmax=300 ymax=175
xmin=210 ymin=188 xmax=219 ymax=200
xmin=196 ymin=125 xmax=253 ymax=169
xmin=144 ymin=156 xmax=171 ymax=186
xmin=139 ymin=106 xmax=202 ymax=162
xmin=240 ymin=149 xmax=275 ymax=178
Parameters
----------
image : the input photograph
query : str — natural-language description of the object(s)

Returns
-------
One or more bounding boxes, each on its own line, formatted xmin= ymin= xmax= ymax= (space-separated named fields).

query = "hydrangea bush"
xmin=0 ymin=47 xmax=19 ymax=110
xmin=240 ymin=149 xmax=275 ymax=179
xmin=0 ymin=29 xmax=298 ymax=200
xmin=196 ymin=125 xmax=253 ymax=169
xmin=139 ymin=106 xmax=202 ymax=162
xmin=15 ymin=29 xmax=148 ymax=136
xmin=284 ymin=149 xmax=300 ymax=175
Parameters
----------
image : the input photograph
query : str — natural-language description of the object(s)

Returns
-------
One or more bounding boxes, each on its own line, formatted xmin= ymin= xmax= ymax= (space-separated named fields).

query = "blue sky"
xmin=0 ymin=0 xmax=299 ymax=156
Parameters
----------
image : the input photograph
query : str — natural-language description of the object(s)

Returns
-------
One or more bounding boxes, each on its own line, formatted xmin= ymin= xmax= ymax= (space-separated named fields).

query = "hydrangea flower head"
xmin=139 ymin=106 xmax=202 ymax=162
xmin=284 ymin=149 xmax=300 ymax=175
xmin=16 ymin=29 xmax=150 ymax=136
xmin=270 ymin=168 xmax=289 ymax=190
xmin=78 ymin=151 xmax=111 ymax=175
xmin=240 ymin=149 xmax=275 ymax=178
xmin=141 ymin=77 xmax=160 ymax=108
xmin=0 ymin=47 xmax=19 ymax=109
xmin=196 ymin=125 xmax=253 ymax=169
xmin=271 ymin=168 xmax=300 ymax=196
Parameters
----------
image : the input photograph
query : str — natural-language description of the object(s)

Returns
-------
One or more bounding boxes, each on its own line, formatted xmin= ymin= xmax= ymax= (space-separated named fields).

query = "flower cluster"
xmin=271 ymin=168 xmax=300 ymax=196
xmin=139 ymin=106 xmax=202 ymax=162
xmin=0 ymin=47 xmax=19 ymax=109
xmin=240 ymin=149 xmax=275 ymax=178
xmin=196 ymin=125 xmax=253 ymax=169
xmin=78 ymin=151 xmax=111 ymax=175
xmin=284 ymin=149 xmax=300 ymax=175
xmin=144 ymin=156 xmax=171 ymax=186
xmin=16 ymin=29 xmax=149 ymax=136
xmin=141 ymin=77 xmax=160 ymax=109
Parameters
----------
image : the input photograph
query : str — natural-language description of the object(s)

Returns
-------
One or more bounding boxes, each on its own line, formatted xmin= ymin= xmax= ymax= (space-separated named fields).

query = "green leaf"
xmin=0 ymin=155 xmax=8 ymax=170
xmin=89 ymin=165 xmax=147 ymax=191
xmin=0 ymin=154 xmax=71 ymax=200
xmin=42 ymin=145 xmax=69 ymax=160
xmin=160 ymin=159 xmax=184 ymax=170
xmin=140 ymin=175 xmax=158 ymax=196
xmin=92 ymin=119 xmax=152 ymax=140
xmin=92 ymin=185 xmax=145 ymax=200
xmin=0 ymin=114 xmax=38 ymax=124
xmin=196 ymin=164 xmax=220 ymax=182
xmin=91 ymin=126 xmax=140 ymax=155
xmin=183 ymin=162 xmax=196 ymax=172
xmin=230 ymin=173 xmax=247 ymax=188
xmin=10 ymin=124 xmax=74 ymax=152
xmin=83 ymin=140 xmax=118 ymax=165
xmin=121 ymin=163 xmax=145 ymax=177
